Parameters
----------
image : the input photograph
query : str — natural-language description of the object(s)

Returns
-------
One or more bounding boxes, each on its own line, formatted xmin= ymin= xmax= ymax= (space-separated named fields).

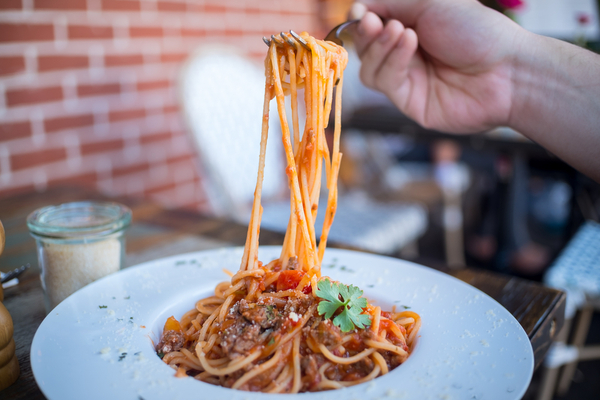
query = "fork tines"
xmin=263 ymin=31 xmax=309 ymax=51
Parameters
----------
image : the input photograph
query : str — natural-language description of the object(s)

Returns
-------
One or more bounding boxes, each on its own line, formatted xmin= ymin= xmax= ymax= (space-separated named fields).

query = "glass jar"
xmin=27 ymin=201 xmax=132 ymax=313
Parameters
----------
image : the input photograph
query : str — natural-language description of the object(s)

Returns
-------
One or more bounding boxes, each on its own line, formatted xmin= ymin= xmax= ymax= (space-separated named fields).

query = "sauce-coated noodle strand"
xmin=318 ymin=344 xmax=375 ymax=365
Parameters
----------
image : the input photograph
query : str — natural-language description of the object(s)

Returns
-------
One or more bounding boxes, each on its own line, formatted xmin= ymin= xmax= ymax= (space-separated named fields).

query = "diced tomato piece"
xmin=302 ymin=284 xmax=312 ymax=294
xmin=277 ymin=270 xmax=305 ymax=291
xmin=164 ymin=316 xmax=182 ymax=332
xmin=379 ymin=319 xmax=392 ymax=331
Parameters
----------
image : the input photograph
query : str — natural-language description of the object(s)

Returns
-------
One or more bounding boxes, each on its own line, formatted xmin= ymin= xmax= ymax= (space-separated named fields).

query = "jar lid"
xmin=27 ymin=201 xmax=132 ymax=239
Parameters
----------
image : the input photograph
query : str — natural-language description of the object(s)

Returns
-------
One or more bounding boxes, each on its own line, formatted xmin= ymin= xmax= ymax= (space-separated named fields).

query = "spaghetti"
xmin=156 ymin=32 xmax=421 ymax=392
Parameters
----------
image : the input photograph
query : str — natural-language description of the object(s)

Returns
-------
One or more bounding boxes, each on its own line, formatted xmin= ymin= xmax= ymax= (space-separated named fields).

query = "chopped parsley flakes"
xmin=265 ymin=305 xmax=275 ymax=320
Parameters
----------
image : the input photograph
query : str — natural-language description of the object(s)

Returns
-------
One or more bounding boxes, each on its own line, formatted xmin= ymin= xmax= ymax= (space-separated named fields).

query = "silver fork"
xmin=322 ymin=20 xmax=360 ymax=46
xmin=262 ymin=20 xmax=359 ymax=50
xmin=1 ymin=263 xmax=30 ymax=284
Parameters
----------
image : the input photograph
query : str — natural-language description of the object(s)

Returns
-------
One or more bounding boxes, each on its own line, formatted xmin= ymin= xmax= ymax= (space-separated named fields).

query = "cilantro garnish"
xmin=99 ymin=305 xmax=107 ymax=309
xmin=315 ymin=278 xmax=371 ymax=332
xmin=268 ymin=337 xmax=275 ymax=346
xmin=157 ymin=352 xmax=164 ymax=359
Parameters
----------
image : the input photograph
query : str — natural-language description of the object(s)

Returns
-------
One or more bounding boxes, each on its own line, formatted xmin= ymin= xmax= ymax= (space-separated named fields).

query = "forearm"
xmin=509 ymin=31 xmax=600 ymax=181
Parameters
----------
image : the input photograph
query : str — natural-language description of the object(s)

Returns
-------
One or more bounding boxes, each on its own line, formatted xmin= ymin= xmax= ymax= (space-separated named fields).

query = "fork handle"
xmin=324 ymin=19 xmax=360 ymax=45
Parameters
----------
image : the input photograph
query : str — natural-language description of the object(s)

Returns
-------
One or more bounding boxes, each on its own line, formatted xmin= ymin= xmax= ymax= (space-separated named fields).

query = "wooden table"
xmin=0 ymin=186 xmax=566 ymax=399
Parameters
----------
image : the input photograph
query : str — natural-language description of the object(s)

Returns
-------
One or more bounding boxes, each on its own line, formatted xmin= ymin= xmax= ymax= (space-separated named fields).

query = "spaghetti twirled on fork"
xmin=156 ymin=32 xmax=421 ymax=393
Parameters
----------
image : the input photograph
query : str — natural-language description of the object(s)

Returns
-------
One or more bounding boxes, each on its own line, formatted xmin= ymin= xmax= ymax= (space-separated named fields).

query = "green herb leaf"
xmin=99 ymin=305 xmax=107 ymax=309
xmin=157 ymin=352 xmax=164 ymax=359
xmin=346 ymin=305 xmax=371 ymax=330
xmin=266 ymin=305 xmax=275 ymax=320
xmin=333 ymin=307 xmax=355 ymax=332
xmin=315 ymin=278 xmax=371 ymax=332
xmin=268 ymin=337 xmax=275 ymax=346
xmin=316 ymin=279 xmax=345 ymax=319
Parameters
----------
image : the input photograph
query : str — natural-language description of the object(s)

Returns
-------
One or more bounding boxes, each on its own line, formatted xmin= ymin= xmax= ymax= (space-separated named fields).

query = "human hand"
xmin=350 ymin=0 xmax=526 ymax=133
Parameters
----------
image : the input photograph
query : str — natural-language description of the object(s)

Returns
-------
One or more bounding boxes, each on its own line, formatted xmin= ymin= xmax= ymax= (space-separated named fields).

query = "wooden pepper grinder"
xmin=0 ymin=220 xmax=20 ymax=390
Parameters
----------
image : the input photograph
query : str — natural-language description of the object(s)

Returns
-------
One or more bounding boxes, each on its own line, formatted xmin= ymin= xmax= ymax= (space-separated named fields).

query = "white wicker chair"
xmin=179 ymin=46 xmax=285 ymax=220
xmin=179 ymin=46 xmax=428 ymax=254
xmin=537 ymin=220 xmax=600 ymax=400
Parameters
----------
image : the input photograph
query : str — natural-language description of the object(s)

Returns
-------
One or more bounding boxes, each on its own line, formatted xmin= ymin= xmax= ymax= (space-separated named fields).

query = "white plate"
xmin=31 ymin=247 xmax=534 ymax=400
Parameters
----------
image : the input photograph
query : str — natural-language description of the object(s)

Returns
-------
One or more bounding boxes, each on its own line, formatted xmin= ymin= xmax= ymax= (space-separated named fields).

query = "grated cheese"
xmin=289 ymin=312 xmax=300 ymax=322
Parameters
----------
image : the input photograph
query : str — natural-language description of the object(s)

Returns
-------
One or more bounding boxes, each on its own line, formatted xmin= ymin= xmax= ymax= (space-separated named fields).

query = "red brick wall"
xmin=0 ymin=0 xmax=320 ymax=212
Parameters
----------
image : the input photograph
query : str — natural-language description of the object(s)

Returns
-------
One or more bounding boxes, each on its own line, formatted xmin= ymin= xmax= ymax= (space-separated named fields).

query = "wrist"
xmin=507 ymin=31 xmax=552 ymax=133
xmin=506 ymin=32 xmax=593 ymax=137
xmin=506 ymin=31 xmax=600 ymax=181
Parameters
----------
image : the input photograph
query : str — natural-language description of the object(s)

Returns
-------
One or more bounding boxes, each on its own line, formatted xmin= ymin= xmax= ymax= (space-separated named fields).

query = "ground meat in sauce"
xmin=286 ymin=256 xmax=299 ymax=270
xmin=309 ymin=320 xmax=342 ymax=347
xmin=300 ymin=353 xmax=325 ymax=391
xmin=220 ymin=307 xmax=262 ymax=360
xmin=239 ymin=298 xmax=282 ymax=329
xmin=283 ymin=293 xmax=315 ymax=316
xmin=379 ymin=350 xmax=405 ymax=370
xmin=219 ymin=294 xmax=318 ymax=361
xmin=157 ymin=330 xmax=185 ymax=354
xmin=325 ymin=354 xmax=375 ymax=381
xmin=220 ymin=299 xmax=278 ymax=359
